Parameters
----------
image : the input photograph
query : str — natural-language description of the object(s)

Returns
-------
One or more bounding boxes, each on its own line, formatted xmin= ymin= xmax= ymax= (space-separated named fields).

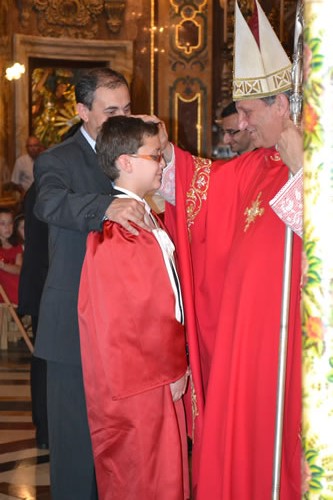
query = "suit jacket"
xmin=33 ymin=129 xmax=115 ymax=365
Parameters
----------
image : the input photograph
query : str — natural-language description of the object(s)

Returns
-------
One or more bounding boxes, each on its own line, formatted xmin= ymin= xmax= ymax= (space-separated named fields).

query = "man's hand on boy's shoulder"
xmin=105 ymin=198 xmax=151 ymax=236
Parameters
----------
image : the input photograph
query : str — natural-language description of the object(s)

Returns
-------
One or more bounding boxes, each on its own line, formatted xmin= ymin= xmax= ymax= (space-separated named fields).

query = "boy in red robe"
xmin=78 ymin=116 xmax=189 ymax=500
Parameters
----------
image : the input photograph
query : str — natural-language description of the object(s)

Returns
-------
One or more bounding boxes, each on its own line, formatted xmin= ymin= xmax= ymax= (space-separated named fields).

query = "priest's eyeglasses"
xmin=128 ymin=153 xmax=166 ymax=163
xmin=222 ymin=129 xmax=240 ymax=137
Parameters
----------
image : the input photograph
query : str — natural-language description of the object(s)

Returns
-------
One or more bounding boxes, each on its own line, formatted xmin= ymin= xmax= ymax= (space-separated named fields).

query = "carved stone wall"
xmin=16 ymin=0 xmax=127 ymax=38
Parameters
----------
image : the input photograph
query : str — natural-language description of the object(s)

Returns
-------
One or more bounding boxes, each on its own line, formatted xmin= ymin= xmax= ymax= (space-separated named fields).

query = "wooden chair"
xmin=0 ymin=284 xmax=33 ymax=353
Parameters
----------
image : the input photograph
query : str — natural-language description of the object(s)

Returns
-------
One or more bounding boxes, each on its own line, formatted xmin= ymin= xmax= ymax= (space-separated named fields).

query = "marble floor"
xmin=0 ymin=341 xmax=50 ymax=500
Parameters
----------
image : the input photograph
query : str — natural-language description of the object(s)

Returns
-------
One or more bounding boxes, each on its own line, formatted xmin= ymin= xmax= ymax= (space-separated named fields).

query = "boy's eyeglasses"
xmin=128 ymin=153 xmax=166 ymax=163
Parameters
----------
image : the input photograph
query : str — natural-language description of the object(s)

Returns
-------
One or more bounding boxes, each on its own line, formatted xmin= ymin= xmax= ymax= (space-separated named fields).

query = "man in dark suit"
xmin=33 ymin=68 xmax=150 ymax=499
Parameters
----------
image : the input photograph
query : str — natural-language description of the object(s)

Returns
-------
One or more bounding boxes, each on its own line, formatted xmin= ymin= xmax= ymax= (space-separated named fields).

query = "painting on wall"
xmin=29 ymin=61 xmax=100 ymax=148
xmin=31 ymin=66 xmax=79 ymax=147
xmin=29 ymin=60 xmax=106 ymax=148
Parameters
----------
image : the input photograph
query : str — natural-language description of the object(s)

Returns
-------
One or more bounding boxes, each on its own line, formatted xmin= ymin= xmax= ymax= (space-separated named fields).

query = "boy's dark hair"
xmin=96 ymin=116 xmax=160 ymax=182
xmin=75 ymin=68 xmax=129 ymax=110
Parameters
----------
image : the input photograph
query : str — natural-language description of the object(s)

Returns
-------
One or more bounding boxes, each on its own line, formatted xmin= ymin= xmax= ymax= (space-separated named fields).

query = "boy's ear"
xmin=117 ymin=154 xmax=133 ymax=173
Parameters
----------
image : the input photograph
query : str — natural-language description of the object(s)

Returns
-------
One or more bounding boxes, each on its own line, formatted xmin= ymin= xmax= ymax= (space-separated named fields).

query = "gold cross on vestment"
xmin=244 ymin=191 xmax=265 ymax=232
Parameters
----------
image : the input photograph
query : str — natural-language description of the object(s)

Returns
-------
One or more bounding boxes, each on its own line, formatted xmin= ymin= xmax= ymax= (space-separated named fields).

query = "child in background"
xmin=78 ymin=116 xmax=189 ymax=500
xmin=0 ymin=208 xmax=23 ymax=304
xmin=13 ymin=214 xmax=25 ymax=249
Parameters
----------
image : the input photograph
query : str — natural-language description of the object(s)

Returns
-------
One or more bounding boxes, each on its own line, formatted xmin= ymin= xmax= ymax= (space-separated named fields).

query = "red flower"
xmin=307 ymin=316 xmax=323 ymax=340
xmin=304 ymin=103 xmax=319 ymax=134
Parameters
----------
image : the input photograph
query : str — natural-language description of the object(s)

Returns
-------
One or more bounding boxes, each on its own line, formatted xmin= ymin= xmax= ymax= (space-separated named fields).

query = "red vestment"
xmin=78 ymin=219 xmax=189 ymax=500
xmin=164 ymin=147 xmax=302 ymax=499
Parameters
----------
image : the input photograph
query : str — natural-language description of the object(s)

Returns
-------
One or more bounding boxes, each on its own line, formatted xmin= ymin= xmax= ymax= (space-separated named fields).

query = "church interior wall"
xmin=0 ymin=0 xmax=296 ymax=197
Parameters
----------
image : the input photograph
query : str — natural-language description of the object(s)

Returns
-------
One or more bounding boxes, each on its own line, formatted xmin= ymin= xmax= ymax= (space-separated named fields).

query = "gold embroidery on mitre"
xmin=233 ymin=66 xmax=292 ymax=100
xmin=244 ymin=191 xmax=265 ymax=232
xmin=186 ymin=156 xmax=212 ymax=230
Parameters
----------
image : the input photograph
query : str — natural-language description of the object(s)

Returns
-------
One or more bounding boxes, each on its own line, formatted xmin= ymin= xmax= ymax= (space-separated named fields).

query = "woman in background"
xmin=0 ymin=207 xmax=23 ymax=304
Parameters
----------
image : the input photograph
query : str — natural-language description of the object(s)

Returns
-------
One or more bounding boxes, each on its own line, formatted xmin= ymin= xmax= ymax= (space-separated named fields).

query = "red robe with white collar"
xmin=78 ymin=217 xmax=189 ymax=499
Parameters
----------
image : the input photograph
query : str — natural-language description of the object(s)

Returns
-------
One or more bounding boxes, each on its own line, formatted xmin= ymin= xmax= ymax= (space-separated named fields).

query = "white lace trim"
xmin=269 ymin=168 xmax=303 ymax=238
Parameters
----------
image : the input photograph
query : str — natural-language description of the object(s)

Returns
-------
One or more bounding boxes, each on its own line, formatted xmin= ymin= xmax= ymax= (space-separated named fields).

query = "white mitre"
xmin=233 ymin=0 xmax=292 ymax=100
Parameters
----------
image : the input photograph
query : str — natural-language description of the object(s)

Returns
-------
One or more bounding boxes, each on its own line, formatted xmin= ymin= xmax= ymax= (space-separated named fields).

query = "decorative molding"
xmin=13 ymin=34 xmax=133 ymax=156
xmin=16 ymin=0 xmax=32 ymax=29
xmin=31 ymin=0 xmax=104 ymax=38
xmin=170 ymin=0 xmax=206 ymax=14
xmin=26 ymin=0 xmax=127 ymax=37
xmin=170 ymin=1 xmax=208 ymax=62
xmin=175 ymin=14 xmax=202 ymax=56
xmin=104 ymin=0 xmax=127 ymax=34
xmin=166 ymin=1 xmax=209 ymax=155
xmin=175 ymin=92 xmax=202 ymax=153
xmin=171 ymin=76 xmax=207 ymax=155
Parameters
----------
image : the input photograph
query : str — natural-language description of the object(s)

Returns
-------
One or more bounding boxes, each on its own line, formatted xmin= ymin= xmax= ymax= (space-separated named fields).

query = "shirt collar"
xmin=80 ymin=125 xmax=96 ymax=151
xmin=115 ymin=187 xmax=152 ymax=213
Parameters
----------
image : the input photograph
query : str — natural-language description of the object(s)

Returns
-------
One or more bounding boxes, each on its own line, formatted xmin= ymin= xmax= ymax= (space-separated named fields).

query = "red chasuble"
xmin=78 ymin=219 xmax=189 ymax=500
xmin=165 ymin=147 xmax=302 ymax=499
